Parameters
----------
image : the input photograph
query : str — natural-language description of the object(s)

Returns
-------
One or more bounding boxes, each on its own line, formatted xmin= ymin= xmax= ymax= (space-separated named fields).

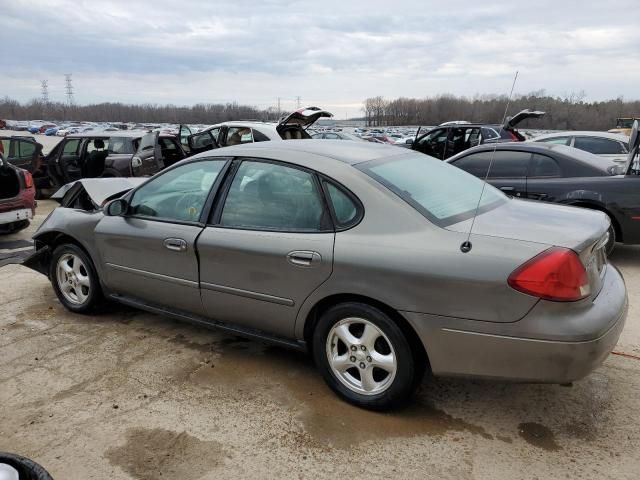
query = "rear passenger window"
xmin=454 ymin=151 xmax=530 ymax=178
xmin=221 ymin=161 xmax=327 ymax=232
xmin=574 ymin=137 xmax=627 ymax=155
xmin=530 ymin=154 xmax=561 ymax=177
xmin=325 ymin=182 xmax=359 ymax=228
xmin=252 ymin=130 xmax=270 ymax=142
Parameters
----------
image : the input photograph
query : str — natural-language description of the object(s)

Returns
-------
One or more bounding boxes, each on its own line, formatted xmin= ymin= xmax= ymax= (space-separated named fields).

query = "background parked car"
xmin=185 ymin=107 xmax=333 ymax=155
xmin=413 ymin=109 xmax=545 ymax=159
xmin=0 ymin=153 xmax=36 ymax=234
xmin=45 ymin=131 xmax=187 ymax=189
xmin=531 ymin=131 xmax=629 ymax=164
xmin=446 ymin=142 xmax=640 ymax=253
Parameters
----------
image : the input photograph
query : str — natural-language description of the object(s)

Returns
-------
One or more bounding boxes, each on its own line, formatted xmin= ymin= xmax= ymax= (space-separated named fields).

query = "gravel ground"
xmin=0 ymin=200 xmax=639 ymax=480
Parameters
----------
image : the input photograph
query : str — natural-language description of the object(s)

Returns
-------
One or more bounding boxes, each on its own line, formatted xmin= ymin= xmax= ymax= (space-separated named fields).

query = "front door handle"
xmin=163 ymin=238 xmax=187 ymax=252
xmin=287 ymin=251 xmax=321 ymax=267
xmin=500 ymin=186 xmax=515 ymax=193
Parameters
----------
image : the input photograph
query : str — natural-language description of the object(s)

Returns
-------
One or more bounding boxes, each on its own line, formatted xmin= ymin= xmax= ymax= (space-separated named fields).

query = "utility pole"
xmin=277 ymin=97 xmax=281 ymax=117
xmin=40 ymin=80 xmax=49 ymax=103
xmin=64 ymin=73 xmax=74 ymax=105
xmin=295 ymin=96 xmax=301 ymax=109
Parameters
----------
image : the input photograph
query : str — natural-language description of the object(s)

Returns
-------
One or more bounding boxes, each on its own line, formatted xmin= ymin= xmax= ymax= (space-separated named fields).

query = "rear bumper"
xmin=403 ymin=265 xmax=628 ymax=383
xmin=0 ymin=208 xmax=33 ymax=226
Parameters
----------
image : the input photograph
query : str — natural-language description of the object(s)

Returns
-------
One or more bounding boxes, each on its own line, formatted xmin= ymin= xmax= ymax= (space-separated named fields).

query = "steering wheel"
xmin=175 ymin=193 xmax=202 ymax=221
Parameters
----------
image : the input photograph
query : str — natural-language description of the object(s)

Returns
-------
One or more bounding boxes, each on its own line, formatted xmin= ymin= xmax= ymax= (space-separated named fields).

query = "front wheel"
xmin=312 ymin=302 xmax=422 ymax=410
xmin=605 ymin=222 xmax=616 ymax=256
xmin=50 ymin=244 xmax=103 ymax=313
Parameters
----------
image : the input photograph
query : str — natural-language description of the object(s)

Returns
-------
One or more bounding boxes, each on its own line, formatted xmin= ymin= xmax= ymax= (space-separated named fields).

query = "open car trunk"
xmin=277 ymin=107 xmax=333 ymax=139
xmin=0 ymin=165 xmax=20 ymax=200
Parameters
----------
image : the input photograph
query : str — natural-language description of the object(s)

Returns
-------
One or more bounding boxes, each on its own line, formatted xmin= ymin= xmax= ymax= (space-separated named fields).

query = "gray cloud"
xmin=1 ymin=0 xmax=639 ymax=117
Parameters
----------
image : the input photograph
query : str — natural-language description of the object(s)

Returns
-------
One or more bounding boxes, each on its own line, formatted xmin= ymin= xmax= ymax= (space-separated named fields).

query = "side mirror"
xmin=104 ymin=198 xmax=128 ymax=216
xmin=0 ymin=153 xmax=4 ymax=167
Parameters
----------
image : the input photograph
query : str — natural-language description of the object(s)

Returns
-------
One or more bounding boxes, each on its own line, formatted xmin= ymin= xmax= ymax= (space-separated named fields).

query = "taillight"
xmin=23 ymin=170 xmax=34 ymax=189
xmin=508 ymin=247 xmax=590 ymax=302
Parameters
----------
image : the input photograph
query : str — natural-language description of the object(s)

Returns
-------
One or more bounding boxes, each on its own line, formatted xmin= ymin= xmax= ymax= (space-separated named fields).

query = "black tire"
xmin=0 ymin=452 xmax=53 ymax=480
xmin=49 ymin=243 xmax=103 ymax=314
xmin=312 ymin=302 xmax=422 ymax=410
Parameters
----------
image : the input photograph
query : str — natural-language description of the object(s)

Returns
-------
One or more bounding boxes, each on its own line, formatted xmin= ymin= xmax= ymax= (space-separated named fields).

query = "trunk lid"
xmin=277 ymin=107 xmax=333 ymax=130
xmin=448 ymin=198 xmax=610 ymax=299
xmin=503 ymin=109 xmax=545 ymax=129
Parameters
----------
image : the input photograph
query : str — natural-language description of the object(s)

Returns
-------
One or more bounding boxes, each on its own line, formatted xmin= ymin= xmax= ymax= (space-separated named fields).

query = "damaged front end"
xmin=22 ymin=178 xmax=145 ymax=277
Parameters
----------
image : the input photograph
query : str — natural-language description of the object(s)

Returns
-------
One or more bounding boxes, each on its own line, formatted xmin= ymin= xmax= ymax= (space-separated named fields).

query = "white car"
xmin=531 ymin=131 xmax=629 ymax=164
xmin=184 ymin=107 xmax=333 ymax=154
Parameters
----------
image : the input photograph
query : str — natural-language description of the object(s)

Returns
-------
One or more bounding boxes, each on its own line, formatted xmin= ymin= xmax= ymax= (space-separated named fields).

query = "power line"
xmin=40 ymin=80 xmax=49 ymax=103
xmin=64 ymin=73 xmax=74 ymax=105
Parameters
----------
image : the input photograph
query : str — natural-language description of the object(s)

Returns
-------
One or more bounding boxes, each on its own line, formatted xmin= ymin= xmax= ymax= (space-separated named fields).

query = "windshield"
xmin=616 ymin=119 xmax=635 ymax=129
xmin=358 ymin=153 xmax=506 ymax=226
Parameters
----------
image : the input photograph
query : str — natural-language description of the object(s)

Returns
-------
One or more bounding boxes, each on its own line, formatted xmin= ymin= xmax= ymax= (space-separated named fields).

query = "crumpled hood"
xmin=447 ymin=198 xmax=609 ymax=252
xmin=52 ymin=178 xmax=146 ymax=206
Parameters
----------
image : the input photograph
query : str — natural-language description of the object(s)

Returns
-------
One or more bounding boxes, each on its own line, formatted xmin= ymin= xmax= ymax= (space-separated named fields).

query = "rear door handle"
xmin=500 ymin=186 xmax=515 ymax=193
xmin=287 ymin=251 xmax=321 ymax=267
xmin=163 ymin=238 xmax=187 ymax=252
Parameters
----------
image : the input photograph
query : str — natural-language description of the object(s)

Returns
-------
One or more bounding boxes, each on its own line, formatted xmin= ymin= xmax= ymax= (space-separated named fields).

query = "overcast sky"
xmin=1 ymin=0 xmax=639 ymax=118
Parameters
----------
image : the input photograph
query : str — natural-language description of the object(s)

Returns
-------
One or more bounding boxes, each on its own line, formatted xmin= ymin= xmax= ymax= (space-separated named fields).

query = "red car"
xmin=0 ymin=153 xmax=36 ymax=233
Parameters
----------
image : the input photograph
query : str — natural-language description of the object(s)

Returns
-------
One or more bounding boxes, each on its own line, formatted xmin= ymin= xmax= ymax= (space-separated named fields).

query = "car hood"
xmin=447 ymin=198 xmax=609 ymax=253
xmin=51 ymin=178 xmax=146 ymax=206
xmin=278 ymin=107 xmax=333 ymax=129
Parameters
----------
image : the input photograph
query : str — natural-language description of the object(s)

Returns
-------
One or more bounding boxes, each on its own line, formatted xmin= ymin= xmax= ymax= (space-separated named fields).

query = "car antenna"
xmin=460 ymin=71 xmax=519 ymax=254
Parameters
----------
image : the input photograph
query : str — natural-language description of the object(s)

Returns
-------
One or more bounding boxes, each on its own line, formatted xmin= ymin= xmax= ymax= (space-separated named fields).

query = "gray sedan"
xmin=25 ymin=140 xmax=627 ymax=410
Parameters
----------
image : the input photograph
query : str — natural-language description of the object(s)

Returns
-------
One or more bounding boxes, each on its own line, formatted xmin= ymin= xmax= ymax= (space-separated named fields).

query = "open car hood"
xmin=503 ymin=109 xmax=545 ymax=129
xmin=278 ymin=107 xmax=333 ymax=129
xmin=52 ymin=178 xmax=146 ymax=207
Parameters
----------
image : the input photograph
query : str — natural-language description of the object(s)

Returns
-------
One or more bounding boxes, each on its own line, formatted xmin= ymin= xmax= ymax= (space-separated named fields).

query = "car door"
xmin=525 ymin=153 xmax=563 ymax=201
xmin=178 ymin=124 xmax=192 ymax=151
xmin=94 ymin=158 xmax=229 ymax=315
xmin=187 ymin=127 xmax=221 ymax=154
xmin=413 ymin=128 xmax=448 ymax=159
xmin=197 ymin=158 xmax=335 ymax=339
xmin=451 ymin=150 xmax=529 ymax=197
xmin=5 ymin=138 xmax=40 ymax=172
xmin=132 ymin=132 xmax=162 ymax=176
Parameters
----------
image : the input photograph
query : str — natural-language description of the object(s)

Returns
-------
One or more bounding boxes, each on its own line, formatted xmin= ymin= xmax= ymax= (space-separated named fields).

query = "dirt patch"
xmin=105 ymin=427 xmax=224 ymax=480
xmin=518 ymin=422 xmax=561 ymax=451
xmin=190 ymin=341 xmax=493 ymax=449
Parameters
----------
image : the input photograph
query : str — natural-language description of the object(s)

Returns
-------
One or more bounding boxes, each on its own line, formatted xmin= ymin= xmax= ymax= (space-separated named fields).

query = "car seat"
xmin=84 ymin=139 xmax=108 ymax=177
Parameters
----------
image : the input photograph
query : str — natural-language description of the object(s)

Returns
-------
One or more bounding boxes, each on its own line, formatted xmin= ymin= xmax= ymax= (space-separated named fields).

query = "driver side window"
xmin=129 ymin=160 xmax=226 ymax=222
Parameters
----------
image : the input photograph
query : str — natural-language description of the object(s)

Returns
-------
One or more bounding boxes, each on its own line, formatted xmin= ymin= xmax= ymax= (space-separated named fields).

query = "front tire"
xmin=312 ymin=302 xmax=421 ymax=410
xmin=605 ymin=222 xmax=616 ymax=256
xmin=50 ymin=244 xmax=103 ymax=313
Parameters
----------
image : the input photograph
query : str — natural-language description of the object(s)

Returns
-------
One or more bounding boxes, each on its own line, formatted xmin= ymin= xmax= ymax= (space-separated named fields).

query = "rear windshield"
xmin=358 ymin=153 xmax=506 ymax=226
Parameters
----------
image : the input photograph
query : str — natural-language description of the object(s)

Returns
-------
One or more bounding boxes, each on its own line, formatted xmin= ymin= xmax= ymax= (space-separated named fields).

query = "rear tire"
xmin=312 ymin=302 xmax=421 ymax=410
xmin=50 ymin=243 xmax=103 ymax=313
xmin=0 ymin=452 xmax=53 ymax=480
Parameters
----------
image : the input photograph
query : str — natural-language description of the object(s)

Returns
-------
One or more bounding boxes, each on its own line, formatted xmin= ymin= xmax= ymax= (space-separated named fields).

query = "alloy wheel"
xmin=325 ymin=317 xmax=397 ymax=395
xmin=56 ymin=253 xmax=91 ymax=305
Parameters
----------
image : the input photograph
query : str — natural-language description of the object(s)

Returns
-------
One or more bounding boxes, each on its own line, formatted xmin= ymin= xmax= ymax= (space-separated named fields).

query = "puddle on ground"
xmin=106 ymin=427 xmax=224 ymax=480
xmin=518 ymin=422 xmax=561 ymax=451
xmin=189 ymin=340 xmax=494 ymax=449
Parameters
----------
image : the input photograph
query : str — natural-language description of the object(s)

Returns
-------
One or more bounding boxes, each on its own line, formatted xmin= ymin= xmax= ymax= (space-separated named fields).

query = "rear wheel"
xmin=313 ymin=302 xmax=421 ymax=410
xmin=50 ymin=244 xmax=103 ymax=313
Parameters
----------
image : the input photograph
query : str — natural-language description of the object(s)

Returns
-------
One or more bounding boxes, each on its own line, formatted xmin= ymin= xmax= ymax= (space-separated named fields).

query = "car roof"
xmin=531 ymin=131 xmax=629 ymax=142
xmin=447 ymin=142 xmax=610 ymax=173
xmin=65 ymin=130 xmax=176 ymax=139
xmin=189 ymin=139 xmax=410 ymax=166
